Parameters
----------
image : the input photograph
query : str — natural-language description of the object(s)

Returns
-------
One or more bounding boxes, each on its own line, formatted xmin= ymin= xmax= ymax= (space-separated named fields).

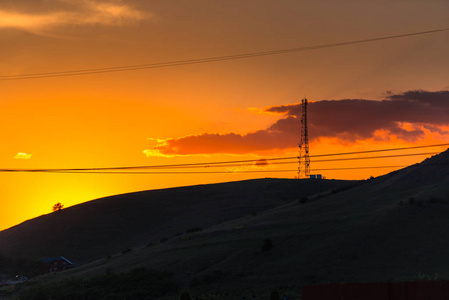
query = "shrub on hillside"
xmin=261 ymin=238 xmax=273 ymax=252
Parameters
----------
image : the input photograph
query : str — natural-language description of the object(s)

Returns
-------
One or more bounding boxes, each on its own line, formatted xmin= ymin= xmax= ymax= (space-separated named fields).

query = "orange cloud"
xmin=147 ymin=130 xmax=298 ymax=156
xmin=0 ymin=1 xmax=148 ymax=31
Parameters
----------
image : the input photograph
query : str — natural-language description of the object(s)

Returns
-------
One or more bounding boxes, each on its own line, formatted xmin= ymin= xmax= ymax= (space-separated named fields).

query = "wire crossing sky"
xmin=1 ymin=28 xmax=448 ymax=80
xmin=1 ymin=144 xmax=446 ymax=173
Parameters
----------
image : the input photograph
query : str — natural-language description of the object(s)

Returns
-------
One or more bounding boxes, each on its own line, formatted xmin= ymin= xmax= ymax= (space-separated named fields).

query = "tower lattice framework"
xmin=298 ymin=98 xmax=310 ymax=179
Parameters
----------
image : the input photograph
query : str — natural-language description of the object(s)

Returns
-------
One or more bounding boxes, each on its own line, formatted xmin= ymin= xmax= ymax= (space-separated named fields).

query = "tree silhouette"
xmin=52 ymin=202 xmax=64 ymax=212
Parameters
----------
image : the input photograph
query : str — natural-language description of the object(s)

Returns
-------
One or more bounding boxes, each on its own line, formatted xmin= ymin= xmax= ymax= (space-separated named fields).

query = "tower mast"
xmin=298 ymin=98 xmax=310 ymax=179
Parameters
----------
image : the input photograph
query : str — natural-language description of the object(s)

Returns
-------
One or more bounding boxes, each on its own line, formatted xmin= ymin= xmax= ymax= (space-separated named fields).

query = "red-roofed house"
xmin=43 ymin=256 xmax=74 ymax=273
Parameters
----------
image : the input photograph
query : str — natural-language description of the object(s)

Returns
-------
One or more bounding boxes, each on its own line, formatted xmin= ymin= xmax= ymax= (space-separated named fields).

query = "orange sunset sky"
xmin=1 ymin=0 xmax=449 ymax=231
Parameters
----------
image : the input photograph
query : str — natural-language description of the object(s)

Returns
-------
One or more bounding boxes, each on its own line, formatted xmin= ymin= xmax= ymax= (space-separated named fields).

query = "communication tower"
xmin=298 ymin=98 xmax=310 ymax=178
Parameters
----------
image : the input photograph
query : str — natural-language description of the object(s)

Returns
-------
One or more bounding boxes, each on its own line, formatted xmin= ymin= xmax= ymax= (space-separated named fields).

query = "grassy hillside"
xmin=0 ymin=178 xmax=352 ymax=265
xmin=29 ymin=150 xmax=449 ymax=299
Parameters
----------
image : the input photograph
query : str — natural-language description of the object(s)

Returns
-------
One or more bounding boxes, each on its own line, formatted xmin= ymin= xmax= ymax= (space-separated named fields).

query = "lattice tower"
xmin=298 ymin=98 xmax=310 ymax=178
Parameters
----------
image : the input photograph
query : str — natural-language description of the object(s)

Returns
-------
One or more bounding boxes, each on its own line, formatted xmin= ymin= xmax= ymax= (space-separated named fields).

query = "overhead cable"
xmin=24 ymin=165 xmax=406 ymax=175
xmin=0 ymin=144 xmax=445 ymax=173
xmin=1 ymin=28 xmax=448 ymax=80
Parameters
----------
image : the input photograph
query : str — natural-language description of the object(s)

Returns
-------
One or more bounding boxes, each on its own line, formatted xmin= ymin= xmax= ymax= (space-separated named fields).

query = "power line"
xmin=312 ymin=151 xmax=439 ymax=163
xmin=28 ymin=169 xmax=298 ymax=174
xmin=0 ymin=145 xmax=445 ymax=173
xmin=204 ymin=151 xmax=439 ymax=168
xmin=102 ymin=143 xmax=449 ymax=170
xmin=1 ymin=28 xmax=448 ymax=81
xmin=12 ymin=151 xmax=435 ymax=174
xmin=309 ymin=143 xmax=449 ymax=158
xmin=312 ymin=165 xmax=405 ymax=171
xmin=22 ymin=160 xmax=449 ymax=175
xmin=102 ymin=151 xmax=436 ymax=170
xmin=24 ymin=165 xmax=406 ymax=175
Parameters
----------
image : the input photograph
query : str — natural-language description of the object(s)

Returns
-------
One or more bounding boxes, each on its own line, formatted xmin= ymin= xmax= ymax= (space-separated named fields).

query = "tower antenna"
xmin=298 ymin=98 xmax=310 ymax=178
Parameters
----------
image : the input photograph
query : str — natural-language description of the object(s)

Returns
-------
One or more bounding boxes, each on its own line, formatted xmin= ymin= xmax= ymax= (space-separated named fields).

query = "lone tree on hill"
xmin=52 ymin=202 xmax=64 ymax=212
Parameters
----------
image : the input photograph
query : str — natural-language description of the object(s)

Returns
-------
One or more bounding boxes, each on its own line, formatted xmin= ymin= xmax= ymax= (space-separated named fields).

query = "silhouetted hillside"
xmin=35 ymin=149 xmax=449 ymax=299
xmin=0 ymin=178 xmax=351 ymax=265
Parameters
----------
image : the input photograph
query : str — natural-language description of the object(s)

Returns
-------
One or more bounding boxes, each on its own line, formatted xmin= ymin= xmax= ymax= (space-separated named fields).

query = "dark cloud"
xmin=148 ymin=90 xmax=449 ymax=155
xmin=267 ymin=90 xmax=449 ymax=142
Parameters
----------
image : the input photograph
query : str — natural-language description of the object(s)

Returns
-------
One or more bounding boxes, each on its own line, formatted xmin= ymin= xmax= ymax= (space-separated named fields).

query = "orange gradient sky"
xmin=1 ymin=0 xmax=449 ymax=230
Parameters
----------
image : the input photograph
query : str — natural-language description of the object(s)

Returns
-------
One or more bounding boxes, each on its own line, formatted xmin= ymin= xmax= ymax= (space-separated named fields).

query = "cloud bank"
xmin=0 ymin=0 xmax=148 ymax=30
xmin=146 ymin=90 xmax=449 ymax=156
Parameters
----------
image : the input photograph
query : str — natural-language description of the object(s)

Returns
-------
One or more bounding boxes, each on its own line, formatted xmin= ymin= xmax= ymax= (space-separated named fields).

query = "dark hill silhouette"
xmin=0 ymin=178 xmax=351 ymax=265
xmin=45 ymin=149 xmax=449 ymax=298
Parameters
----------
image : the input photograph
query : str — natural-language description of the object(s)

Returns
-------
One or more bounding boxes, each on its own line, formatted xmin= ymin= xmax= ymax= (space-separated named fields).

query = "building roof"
xmin=42 ymin=256 xmax=74 ymax=265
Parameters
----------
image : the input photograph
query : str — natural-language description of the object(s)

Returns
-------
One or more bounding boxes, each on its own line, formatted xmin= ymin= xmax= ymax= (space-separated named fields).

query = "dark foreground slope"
xmin=51 ymin=149 xmax=449 ymax=299
xmin=0 ymin=178 xmax=351 ymax=265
